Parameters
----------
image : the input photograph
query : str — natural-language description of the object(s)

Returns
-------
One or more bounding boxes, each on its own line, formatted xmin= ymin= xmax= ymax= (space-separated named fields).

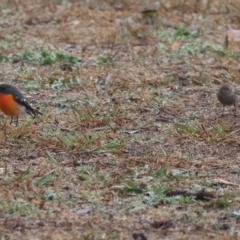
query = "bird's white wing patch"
xmin=21 ymin=98 xmax=31 ymax=107
xmin=14 ymin=96 xmax=31 ymax=114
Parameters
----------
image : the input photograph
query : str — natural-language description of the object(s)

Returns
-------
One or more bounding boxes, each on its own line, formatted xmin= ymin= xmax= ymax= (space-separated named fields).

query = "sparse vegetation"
xmin=0 ymin=0 xmax=240 ymax=239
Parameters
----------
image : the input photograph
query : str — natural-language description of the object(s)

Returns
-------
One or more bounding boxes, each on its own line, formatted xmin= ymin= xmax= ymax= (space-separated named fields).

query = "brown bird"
xmin=217 ymin=83 xmax=239 ymax=116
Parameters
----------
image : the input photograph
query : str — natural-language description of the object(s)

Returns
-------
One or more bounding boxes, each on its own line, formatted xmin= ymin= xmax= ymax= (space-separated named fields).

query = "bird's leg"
xmin=222 ymin=105 xmax=225 ymax=117
xmin=234 ymin=103 xmax=237 ymax=117
xmin=15 ymin=116 xmax=19 ymax=127
xmin=10 ymin=117 xmax=13 ymax=125
xmin=3 ymin=122 xmax=7 ymax=142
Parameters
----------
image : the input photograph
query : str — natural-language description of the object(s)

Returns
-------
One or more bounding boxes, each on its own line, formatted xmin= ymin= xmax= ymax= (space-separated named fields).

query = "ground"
xmin=0 ymin=0 xmax=240 ymax=239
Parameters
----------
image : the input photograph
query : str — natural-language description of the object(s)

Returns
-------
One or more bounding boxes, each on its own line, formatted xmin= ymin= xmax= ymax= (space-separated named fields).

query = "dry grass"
xmin=0 ymin=0 xmax=240 ymax=239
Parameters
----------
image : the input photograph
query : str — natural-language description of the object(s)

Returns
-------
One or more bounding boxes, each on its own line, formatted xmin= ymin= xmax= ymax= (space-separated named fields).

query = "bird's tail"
xmin=27 ymin=107 xmax=43 ymax=118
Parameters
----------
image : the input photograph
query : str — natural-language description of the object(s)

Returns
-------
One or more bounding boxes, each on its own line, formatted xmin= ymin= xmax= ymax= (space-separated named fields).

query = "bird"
xmin=0 ymin=83 xmax=42 ymax=126
xmin=217 ymin=83 xmax=239 ymax=117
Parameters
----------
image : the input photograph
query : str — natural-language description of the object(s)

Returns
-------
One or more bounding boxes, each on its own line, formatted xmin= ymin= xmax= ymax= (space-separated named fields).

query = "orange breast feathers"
xmin=0 ymin=93 xmax=23 ymax=116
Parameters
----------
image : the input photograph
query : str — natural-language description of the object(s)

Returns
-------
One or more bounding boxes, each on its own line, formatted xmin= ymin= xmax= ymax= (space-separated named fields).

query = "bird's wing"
xmin=14 ymin=96 xmax=42 ymax=117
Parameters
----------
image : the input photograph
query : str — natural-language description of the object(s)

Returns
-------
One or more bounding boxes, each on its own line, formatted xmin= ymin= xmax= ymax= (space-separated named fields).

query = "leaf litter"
xmin=0 ymin=0 xmax=240 ymax=239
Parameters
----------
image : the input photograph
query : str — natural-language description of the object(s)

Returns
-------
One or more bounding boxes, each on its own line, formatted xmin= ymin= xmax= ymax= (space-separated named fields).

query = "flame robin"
xmin=217 ymin=83 xmax=239 ymax=116
xmin=0 ymin=83 xmax=42 ymax=126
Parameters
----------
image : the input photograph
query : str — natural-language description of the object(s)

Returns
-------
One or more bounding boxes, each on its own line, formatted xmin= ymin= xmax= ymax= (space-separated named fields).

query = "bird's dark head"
xmin=0 ymin=84 xmax=16 ymax=94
